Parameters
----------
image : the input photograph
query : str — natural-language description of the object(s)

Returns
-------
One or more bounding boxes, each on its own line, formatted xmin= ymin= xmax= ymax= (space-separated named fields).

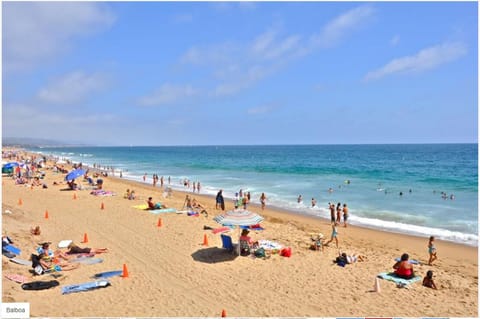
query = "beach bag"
xmin=254 ymin=248 xmax=266 ymax=258
xmin=239 ymin=240 xmax=250 ymax=256
xmin=280 ymin=247 xmax=292 ymax=257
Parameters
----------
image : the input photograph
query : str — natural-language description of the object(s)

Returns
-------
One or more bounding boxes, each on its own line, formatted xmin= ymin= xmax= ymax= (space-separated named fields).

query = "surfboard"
xmin=149 ymin=208 xmax=177 ymax=214
xmin=92 ymin=270 xmax=123 ymax=279
xmin=9 ymin=257 xmax=31 ymax=266
xmin=4 ymin=273 xmax=28 ymax=284
xmin=4 ymin=244 xmax=21 ymax=255
xmin=58 ymin=240 xmax=73 ymax=248
xmin=71 ymin=257 xmax=103 ymax=265
xmin=22 ymin=280 xmax=60 ymax=291
xmin=61 ymin=280 xmax=110 ymax=295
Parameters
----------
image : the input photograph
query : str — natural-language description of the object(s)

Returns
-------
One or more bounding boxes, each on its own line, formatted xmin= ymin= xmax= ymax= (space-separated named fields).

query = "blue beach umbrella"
xmin=3 ymin=162 xmax=19 ymax=169
xmin=65 ymin=168 xmax=86 ymax=182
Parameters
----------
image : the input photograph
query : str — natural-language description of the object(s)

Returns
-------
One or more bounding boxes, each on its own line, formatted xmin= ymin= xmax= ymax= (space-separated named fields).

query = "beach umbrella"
xmin=213 ymin=209 xmax=264 ymax=226
xmin=3 ymin=162 xmax=19 ymax=169
xmin=213 ymin=209 xmax=264 ymax=256
xmin=65 ymin=168 xmax=86 ymax=182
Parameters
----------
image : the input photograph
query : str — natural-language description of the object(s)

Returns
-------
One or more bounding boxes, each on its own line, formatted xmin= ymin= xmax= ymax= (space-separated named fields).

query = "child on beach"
xmin=423 ymin=270 xmax=437 ymax=289
xmin=428 ymin=236 xmax=437 ymax=265
xmin=310 ymin=233 xmax=324 ymax=252
xmin=324 ymin=223 xmax=339 ymax=248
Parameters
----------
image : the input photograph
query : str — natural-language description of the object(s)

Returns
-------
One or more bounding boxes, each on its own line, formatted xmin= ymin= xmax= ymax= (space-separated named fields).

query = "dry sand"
xmin=1 ymin=154 xmax=478 ymax=317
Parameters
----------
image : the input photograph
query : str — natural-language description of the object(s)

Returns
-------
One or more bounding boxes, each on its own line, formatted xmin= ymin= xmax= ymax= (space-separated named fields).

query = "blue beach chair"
xmin=220 ymin=234 xmax=235 ymax=253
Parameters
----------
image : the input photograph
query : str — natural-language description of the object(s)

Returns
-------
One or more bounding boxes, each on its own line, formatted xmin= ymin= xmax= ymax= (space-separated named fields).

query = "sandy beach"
xmin=1 ymin=151 xmax=478 ymax=318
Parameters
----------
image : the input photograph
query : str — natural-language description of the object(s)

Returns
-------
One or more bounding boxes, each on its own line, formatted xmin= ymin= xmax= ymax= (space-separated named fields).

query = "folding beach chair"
xmin=220 ymin=234 xmax=235 ymax=253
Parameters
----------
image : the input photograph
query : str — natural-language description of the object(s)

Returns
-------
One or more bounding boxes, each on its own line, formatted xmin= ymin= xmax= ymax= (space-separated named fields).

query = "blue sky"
xmin=3 ymin=1 xmax=478 ymax=146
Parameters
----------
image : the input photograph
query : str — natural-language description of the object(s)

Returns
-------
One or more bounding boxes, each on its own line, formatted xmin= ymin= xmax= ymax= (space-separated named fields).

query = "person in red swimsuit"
xmin=393 ymin=253 xmax=415 ymax=279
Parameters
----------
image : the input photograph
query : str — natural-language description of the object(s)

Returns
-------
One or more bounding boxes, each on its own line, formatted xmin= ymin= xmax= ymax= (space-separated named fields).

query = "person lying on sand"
xmin=37 ymin=253 xmax=79 ymax=272
xmin=66 ymin=243 xmax=109 ymax=255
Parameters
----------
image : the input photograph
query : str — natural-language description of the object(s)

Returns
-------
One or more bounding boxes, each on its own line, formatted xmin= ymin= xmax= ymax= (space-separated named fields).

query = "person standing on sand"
xmin=216 ymin=190 xmax=225 ymax=210
xmin=260 ymin=192 xmax=267 ymax=210
xmin=143 ymin=173 xmax=147 ymax=182
xmin=329 ymin=203 xmax=335 ymax=223
xmin=197 ymin=181 xmax=201 ymax=193
xmin=428 ymin=236 xmax=438 ymax=265
xmin=336 ymin=202 xmax=342 ymax=223
xmin=160 ymin=176 xmax=164 ymax=188
xmin=297 ymin=195 xmax=302 ymax=203
xmin=342 ymin=203 xmax=349 ymax=227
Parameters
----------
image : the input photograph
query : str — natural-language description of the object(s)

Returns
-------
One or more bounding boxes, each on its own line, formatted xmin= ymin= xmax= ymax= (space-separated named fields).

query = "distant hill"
xmin=2 ymin=137 xmax=88 ymax=147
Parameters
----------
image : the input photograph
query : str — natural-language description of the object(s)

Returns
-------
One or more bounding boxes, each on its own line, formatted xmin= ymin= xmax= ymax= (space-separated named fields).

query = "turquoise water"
xmin=30 ymin=144 xmax=478 ymax=246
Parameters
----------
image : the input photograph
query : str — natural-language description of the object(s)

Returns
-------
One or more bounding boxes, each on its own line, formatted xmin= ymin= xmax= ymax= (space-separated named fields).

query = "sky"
xmin=2 ymin=1 xmax=478 ymax=146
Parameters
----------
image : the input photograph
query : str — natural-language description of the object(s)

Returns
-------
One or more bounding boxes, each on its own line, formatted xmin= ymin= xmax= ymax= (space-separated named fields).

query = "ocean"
xmin=28 ymin=144 xmax=478 ymax=246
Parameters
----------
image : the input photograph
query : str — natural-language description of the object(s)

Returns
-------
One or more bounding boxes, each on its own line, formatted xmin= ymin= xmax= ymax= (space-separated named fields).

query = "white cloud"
xmin=138 ymin=84 xmax=199 ymax=106
xmin=180 ymin=5 xmax=375 ymax=97
xmin=311 ymin=5 xmax=375 ymax=48
xmin=4 ymin=2 xmax=114 ymax=71
xmin=37 ymin=71 xmax=109 ymax=105
xmin=364 ymin=42 xmax=467 ymax=81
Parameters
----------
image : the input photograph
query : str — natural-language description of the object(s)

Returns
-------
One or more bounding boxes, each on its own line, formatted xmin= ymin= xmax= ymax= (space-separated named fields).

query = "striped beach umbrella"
xmin=213 ymin=209 xmax=264 ymax=226
xmin=214 ymin=209 xmax=264 ymax=257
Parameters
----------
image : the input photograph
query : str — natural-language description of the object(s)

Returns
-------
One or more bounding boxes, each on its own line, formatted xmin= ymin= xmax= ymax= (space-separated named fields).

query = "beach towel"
xmin=61 ymin=280 xmax=110 ymax=295
xmin=258 ymin=240 xmax=283 ymax=250
xmin=22 ymin=280 xmax=60 ymax=291
xmin=377 ymin=272 xmax=422 ymax=286
xmin=394 ymin=257 xmax=421 ymax=265
xmin=132 ymin=204 xmax=175 ymax=214
xmin=90 ymin=190 xmax=115 ymax=196
xmin=212 ymin=226 xmax=232 ymax=234
xmin=4 ymin=273 xmax=28 ymax=284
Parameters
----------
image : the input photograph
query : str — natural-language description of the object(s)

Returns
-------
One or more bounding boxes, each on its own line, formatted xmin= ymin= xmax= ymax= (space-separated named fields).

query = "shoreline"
xmin=2 ymin=149 xmax=478 ymax=317
xmin=20 ymin=150 xmax=479 ymax=247
xmin=114 ymin=174 xmax=479 ymax=249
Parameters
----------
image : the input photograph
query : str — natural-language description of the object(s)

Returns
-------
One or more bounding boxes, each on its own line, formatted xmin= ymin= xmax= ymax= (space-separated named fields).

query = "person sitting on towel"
xmin=146 ymin=197 xmax=166 ymax=210
xmin=66 ymin=242 xmax=108 ymax=255
xmin=393 ymin=253 xmax=415 ymax=279
xmin=37 ymin=242 xmax=70 ymax=261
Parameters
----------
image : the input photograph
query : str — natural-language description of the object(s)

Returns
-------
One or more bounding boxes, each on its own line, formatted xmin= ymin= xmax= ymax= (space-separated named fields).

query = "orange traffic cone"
xmin=44 ymin=210 xmax=49 ymax=219
xmin=81 ymin=233 xmax=89 ymax=243
xmin=73 ymin=193 xmax=77 ymax=200
xmin=221 ymin=309 xmax=227 ymax=317
xmin=122 ymin=264 xmax=129 ymax=278
xmin=101 ymin=202 xmax=105 ymax=210
xmin=157 ymin=218 xmax=162 ymax=227
xmin=18 ymin=198 xmax=23 ymax=206
xmin=203 ymin=233 xmax=208 ymax=246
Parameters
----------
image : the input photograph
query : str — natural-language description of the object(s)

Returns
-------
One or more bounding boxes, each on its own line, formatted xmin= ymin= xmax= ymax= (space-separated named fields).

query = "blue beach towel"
xmin=377 ymin=272 xmax=422 ymax=286
xmin=149 ymin=208 xmax=177 ymax=214
xmin=62 ymin=280 xmax=110 ymax=295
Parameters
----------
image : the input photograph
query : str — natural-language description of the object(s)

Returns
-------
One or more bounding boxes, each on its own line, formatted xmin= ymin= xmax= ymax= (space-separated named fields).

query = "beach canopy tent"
xmin=65 ymin=168 xmax=86 ymax=182
xmin=213 ymin=209 xmax=264 ymax=256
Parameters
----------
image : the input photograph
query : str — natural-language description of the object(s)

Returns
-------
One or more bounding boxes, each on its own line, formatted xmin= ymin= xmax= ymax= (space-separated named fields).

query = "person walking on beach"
xmin=428 ymin=236 xmax=437 ymax=265
xmin=143 ymin=173 xmax=147 ymax=182
xmin=260 ymin=192 xmax=267 ymax=210
xmin=342 ymin=203 xmax=349 ymax=228
xmin=324 ymin=222 xmax=339 ymax=248
xmin=160 ymin=176 xmax=164 ymax=188
xmin=297 ymin=195 xmax=302 ymax=203
xmin=216 ymin=190 xmax=225 ymax=211
xmin=197 ymin=181 xmax=201 ymax=193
